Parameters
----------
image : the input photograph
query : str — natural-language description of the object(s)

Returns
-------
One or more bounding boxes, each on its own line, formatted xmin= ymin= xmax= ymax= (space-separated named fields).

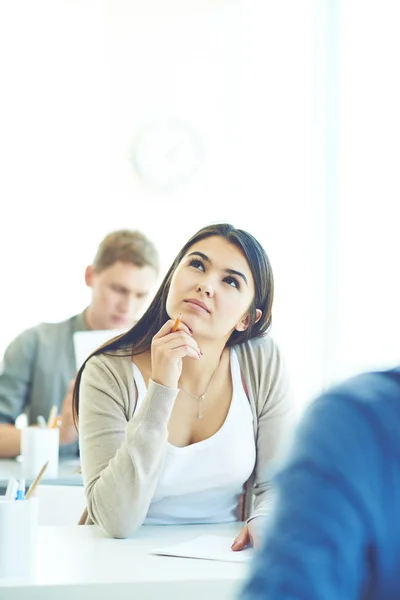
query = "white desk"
xmin=0 ymin=458 xmax=83 ymax=492
xmin=0 ymin=523 xmax=249 ymax=600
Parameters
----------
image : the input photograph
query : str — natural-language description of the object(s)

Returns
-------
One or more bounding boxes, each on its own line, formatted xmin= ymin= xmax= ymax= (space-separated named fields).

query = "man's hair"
xmin=92 ymin=230 xmax=159 ymax=274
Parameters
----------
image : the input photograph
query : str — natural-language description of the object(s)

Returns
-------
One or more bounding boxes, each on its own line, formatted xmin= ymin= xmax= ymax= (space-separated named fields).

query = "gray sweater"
xmin=79 ymin=335 xmax=295 ymax=538
xmin=0 ymin=312 xmax=88 ymax=457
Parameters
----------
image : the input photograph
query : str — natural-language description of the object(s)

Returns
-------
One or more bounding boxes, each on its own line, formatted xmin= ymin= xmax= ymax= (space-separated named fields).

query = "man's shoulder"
xmin=1 ymin=314 xmax=83 ymax=368
xmin=305 ymin=368 xmax=400 ymax=451
xmin=10 ymin=314 xmax=82 ymax=348
xmin=320 ymin=368 xmax=400 ymax=411
xmin=28 ymin=314 xmax=79 ymax=337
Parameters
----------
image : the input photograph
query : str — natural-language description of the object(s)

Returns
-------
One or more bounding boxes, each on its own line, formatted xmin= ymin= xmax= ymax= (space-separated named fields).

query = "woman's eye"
xmin=225 ymin=276 xmax=240 ymax=289
xmin=189 ymin=259 xmax=205 ymax=271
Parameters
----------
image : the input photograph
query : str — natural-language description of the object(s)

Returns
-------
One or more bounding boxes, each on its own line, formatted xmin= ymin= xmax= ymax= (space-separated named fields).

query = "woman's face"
xmin=166 ymin=236 xmax=261 ymax=342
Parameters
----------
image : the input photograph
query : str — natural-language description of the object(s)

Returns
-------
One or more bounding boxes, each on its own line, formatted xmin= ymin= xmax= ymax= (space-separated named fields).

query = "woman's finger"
xmin=231 ymin=524 xmax=251 ymax=551
xmin=168 ymin=345 xmax=201 ymax=361
xmin=161 ymin=332 xmax=201 ymax=353
xmin=152 ymin=319 xmax=192 ymax=341
xmin=153 ymin=337 xmax=201 ymax=360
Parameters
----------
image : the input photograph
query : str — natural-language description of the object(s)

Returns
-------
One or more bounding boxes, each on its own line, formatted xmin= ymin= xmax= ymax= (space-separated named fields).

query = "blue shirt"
xmin=241 ymin=368 xmax=400 ymax=600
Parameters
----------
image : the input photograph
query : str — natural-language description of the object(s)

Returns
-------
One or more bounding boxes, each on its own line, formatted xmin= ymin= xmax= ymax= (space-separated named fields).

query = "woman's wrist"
xmin=149 ymin=378 xmax=178 ymax=392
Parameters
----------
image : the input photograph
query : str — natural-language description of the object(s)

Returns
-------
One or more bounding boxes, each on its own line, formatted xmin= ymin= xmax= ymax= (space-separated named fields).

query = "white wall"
xmin=334 ymin=0 xmax=400 ymax=381
xmin=0 ymin=0 xmax=334 ymax=407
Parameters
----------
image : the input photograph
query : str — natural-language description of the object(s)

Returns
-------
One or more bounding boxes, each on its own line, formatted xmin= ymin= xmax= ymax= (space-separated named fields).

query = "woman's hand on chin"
xmin=151 ymin=319 xmax=201 ymax=389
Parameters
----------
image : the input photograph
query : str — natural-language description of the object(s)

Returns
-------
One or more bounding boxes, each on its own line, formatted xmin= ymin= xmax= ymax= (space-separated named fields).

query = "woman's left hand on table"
xmin=231 ymin=520 xmax=261 ymax=552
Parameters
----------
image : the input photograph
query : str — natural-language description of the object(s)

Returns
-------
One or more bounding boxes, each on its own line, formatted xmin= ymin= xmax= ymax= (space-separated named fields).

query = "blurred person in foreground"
xmin=240 ymin=366 xmax=400 ymax=600
xmin=0 ymin=229 xmax=159 ymax=458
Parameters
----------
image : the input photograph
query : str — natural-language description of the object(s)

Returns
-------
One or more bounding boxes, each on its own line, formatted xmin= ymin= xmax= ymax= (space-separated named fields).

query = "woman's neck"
xmin=136 ymin=339 xmax=230 ymax=393
xmin=179 ymin=340 xmax=228 ymax=392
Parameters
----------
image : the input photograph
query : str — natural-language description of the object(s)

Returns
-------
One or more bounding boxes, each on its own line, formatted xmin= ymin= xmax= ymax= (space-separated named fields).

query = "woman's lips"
xmin=184 ymin=299 xmax=211 ymax=314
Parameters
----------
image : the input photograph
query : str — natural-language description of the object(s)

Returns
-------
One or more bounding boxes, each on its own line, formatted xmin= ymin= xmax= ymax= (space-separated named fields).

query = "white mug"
xmin=0 ymin=497 xmax=39 ymax=578
xmin=20 ymin=427 xmax=60 ymax=480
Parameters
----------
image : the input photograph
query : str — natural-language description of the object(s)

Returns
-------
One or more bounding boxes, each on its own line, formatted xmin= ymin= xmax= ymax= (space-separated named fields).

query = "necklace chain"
xmin=178 ymin=357 xmax=221 ymax=420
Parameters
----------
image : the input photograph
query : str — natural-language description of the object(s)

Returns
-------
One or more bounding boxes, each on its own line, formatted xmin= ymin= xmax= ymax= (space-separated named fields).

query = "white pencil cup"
xmin=0 ymin=497 xmax=39 ymax=578
xmin=20 ymin=427 xmax=60 ymax=480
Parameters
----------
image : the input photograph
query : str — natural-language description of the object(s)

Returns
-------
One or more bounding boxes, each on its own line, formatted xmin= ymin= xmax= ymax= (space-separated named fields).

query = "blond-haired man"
xmin=0 ymin=230 xmax=159 ymax=458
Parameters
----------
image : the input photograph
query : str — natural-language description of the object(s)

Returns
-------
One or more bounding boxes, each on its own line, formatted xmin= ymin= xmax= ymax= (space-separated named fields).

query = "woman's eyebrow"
xmin=187 ymin=251 xmax=248 ymax=285
xmin=187 ymin=251 xmax=210 ymax=262
xmin=225 ymin=269 xmax=248 ymax=286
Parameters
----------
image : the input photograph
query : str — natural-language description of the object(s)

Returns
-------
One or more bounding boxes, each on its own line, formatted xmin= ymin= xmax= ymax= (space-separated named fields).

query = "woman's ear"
xmin=235 ymin=309 xmax=262 ymax=332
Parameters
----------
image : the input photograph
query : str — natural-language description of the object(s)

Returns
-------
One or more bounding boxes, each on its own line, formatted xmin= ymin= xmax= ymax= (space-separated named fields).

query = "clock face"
xmin=131 ymin=120 xmax=204 ymax=190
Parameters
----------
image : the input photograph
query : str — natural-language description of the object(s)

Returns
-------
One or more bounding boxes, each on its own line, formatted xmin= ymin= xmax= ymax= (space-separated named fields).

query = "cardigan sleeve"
xmin=78 ymin=355 xmax=178 ymax=538
xmin=246 ymin=338 xmax=297 ymax=522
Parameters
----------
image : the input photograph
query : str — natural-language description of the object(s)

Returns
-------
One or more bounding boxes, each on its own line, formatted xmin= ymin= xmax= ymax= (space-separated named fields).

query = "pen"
xmin=51 ymin=416 xmax=62 ymax=429
xmin=47 ymin=405 xmax=58 ymax=428
xmin=172 ymin=313 xmax=182 ymax=332
xmin=5 ymin=476 xmax=19 ymax=501
xmin=15 ymin=479 xmax=25 ymax=501
xmin=37 ymin=415 xmax=47 ymax=428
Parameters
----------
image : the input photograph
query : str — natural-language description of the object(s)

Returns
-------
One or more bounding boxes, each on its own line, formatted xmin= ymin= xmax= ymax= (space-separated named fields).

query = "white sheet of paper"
xmin=150 ymin=535 xmax=254 ymax=563
xmin=73 ymin=330 xmax=125 ymax=370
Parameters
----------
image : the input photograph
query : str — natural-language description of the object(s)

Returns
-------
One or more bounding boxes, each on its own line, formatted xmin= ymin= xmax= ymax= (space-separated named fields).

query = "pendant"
xmin=198 ymin=394 xmax=205 ymax=419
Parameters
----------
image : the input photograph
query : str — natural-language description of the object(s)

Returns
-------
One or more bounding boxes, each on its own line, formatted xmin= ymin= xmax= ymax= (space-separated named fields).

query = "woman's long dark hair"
xmin=73 ymin=223 xmax=274 ymax=424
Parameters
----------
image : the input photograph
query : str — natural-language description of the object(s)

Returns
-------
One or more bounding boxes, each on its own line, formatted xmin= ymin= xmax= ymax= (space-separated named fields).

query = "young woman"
xmin=73 ymin=223 xmax=294 ymax=549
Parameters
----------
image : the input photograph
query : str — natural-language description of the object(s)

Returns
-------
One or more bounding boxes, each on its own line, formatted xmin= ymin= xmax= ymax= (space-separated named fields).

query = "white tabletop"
xmin=0 ymin=458 xmax=83 ymax=489
xmin=0 ymin=523 xmax=250 ymax=600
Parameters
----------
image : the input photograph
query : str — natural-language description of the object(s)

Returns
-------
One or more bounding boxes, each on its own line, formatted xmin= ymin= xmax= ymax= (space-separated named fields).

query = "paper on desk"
xmin=73 ymin=329 xmax=125 ymax=370
xmin=150 ymin=535 xmax=254 ymax=563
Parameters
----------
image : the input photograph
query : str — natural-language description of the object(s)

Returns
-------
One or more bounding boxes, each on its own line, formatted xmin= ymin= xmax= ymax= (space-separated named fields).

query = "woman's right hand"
xmin=151 ymin=319 xmax=202 ymax=389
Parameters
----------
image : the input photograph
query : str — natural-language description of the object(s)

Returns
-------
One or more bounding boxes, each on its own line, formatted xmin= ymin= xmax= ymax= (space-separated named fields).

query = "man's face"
xmin=85 ymin=260 xmax=158 ymax=330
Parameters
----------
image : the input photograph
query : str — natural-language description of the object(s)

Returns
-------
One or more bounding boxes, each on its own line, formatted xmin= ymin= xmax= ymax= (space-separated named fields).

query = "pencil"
xmin=47 ymin=404 xmax=58 ymax=428
xmin=51 ymin=416 xmax=62 ymax=429
xmin=172 ymin=313 xmax=182 ymax=332
xmin=25 ymin=461 xmax=49 ymax=499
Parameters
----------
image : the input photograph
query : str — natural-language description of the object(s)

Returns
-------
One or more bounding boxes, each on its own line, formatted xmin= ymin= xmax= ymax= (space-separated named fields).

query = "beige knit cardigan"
xmin=77 ymin=335 xmax=295 ymax=538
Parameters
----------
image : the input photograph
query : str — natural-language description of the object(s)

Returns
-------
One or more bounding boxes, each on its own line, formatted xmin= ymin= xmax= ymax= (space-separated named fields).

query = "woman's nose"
xmin=196 ymin=282 xmax=214 ymax=297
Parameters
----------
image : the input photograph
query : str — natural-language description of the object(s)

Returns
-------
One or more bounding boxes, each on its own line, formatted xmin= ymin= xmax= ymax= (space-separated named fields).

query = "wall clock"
xmin=131 ymin=120 xmax=204 ymax=190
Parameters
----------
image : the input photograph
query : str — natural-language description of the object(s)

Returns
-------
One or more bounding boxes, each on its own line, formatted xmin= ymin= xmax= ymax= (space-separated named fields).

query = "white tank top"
xmin=131 ymin=348 xmax=256 ymax=525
